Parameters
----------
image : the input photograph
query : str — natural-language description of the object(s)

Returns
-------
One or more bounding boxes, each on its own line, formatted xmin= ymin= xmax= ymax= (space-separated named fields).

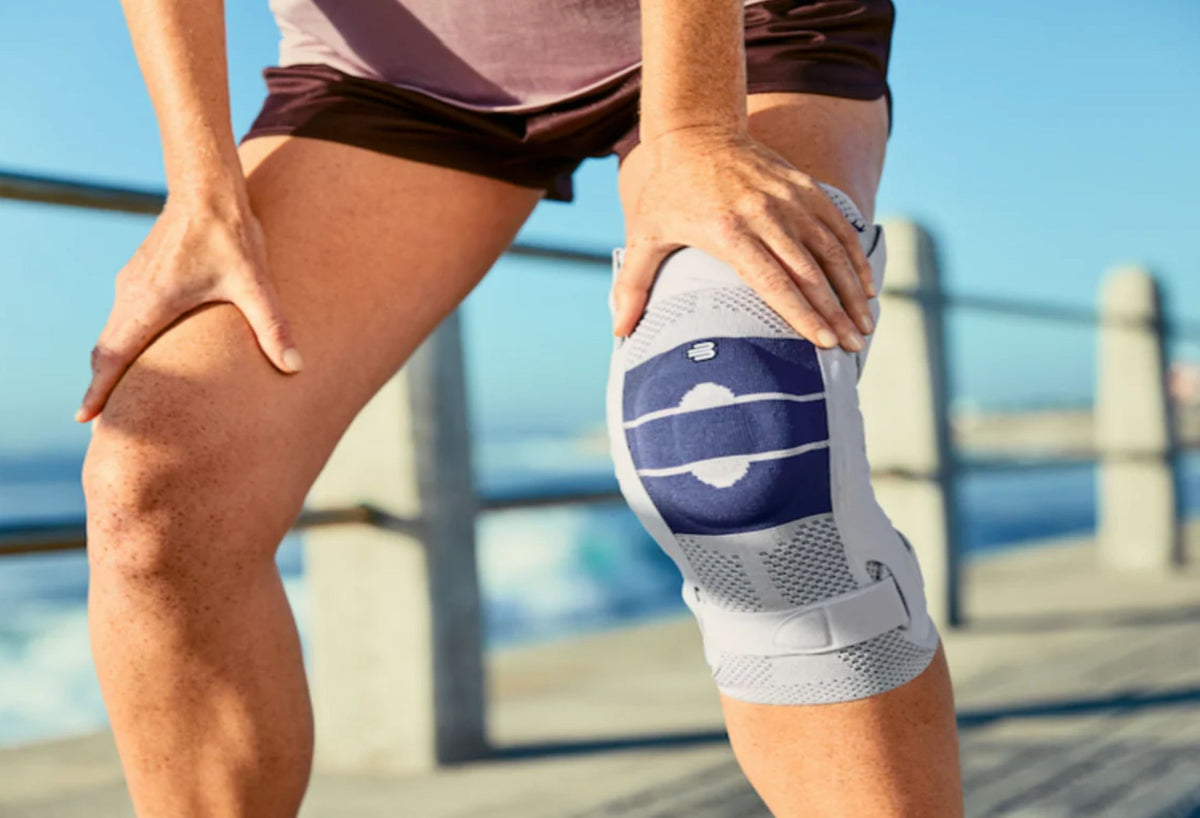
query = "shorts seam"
xmin=241 ymin=123 xmax=578 ymax=201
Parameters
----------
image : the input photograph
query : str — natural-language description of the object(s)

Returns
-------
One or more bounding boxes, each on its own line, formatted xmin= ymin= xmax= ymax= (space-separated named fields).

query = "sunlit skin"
xmin=83 ymin=138 xmax=544 ymax=816
xmin=614 ymin=0 xmax=876 ymax=354
xmin=81 ymin=0 xmax=961 ymax=815
xmin=617 ymin=90 xmax=963 ymax=817
xmin=613 ymin=1 xmax=963 ymax=812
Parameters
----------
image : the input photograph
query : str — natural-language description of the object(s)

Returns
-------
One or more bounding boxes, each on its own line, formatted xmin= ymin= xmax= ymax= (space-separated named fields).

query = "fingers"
xmin=616 ymin=168 xmax=876 ymax=354
xmin=717 ymin=228 xmax=839 ymax=349
xmin=612 ymin=240 xmax=670 ymax=337
xmin=74 ymin=271 xmax=302 ymax=425
xmin=75 ymin=306 xmax=173 ymax=423
xmin=228 ymin=271 xmax=305 ymax=375
xmin=804 ymin=223 xmax=875 ymax=339
xmin=616 ymin=214 xmax=869 ymax=352
xmin=754 ymin=210 xmax=870 ymax=351
xmin=801 ymin=176 xmax=876 ymax=299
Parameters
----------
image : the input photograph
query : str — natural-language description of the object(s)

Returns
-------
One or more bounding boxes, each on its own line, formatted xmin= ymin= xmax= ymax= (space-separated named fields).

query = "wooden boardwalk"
xmin=3 ymin=526 xmax=1199 ymax=817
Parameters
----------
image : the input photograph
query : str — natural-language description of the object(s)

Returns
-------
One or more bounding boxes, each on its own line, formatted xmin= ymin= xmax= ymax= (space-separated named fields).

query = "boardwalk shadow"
xmin=486 ymin=685 xmax=1200 ymax=762
xmin=964 ymin=602 xmax=1200 ymax=633
xmin=962 ymin=736 xmax=1200 ymax=817
xmin=487 ymin=728 xmax=730 ymax=761
xmin=957 ymin=685 xmax=1200 ymax=729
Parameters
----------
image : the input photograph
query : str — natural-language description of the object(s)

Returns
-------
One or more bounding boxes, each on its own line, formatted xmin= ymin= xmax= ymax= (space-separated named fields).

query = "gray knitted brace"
xmin=605 ymin=182 xmax=939 ymax=705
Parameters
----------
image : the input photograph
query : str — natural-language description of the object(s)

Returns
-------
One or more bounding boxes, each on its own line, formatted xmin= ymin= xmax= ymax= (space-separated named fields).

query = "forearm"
xmin=119 ymin=0 xmax=244 ymax=202
xmin=639 ymin=0 xmax=747 ymax=142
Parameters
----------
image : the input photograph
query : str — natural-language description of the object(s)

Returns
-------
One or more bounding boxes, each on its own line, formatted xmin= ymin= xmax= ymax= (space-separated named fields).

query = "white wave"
xmin=0 ymin=575 xmax=312 ymax=750
xmin=0 ymin=501 xmax=684 ymax=748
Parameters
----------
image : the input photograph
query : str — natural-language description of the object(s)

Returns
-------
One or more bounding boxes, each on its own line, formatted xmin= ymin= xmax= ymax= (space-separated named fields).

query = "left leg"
xmin=614 ymin=92 xmax=962 ymax=817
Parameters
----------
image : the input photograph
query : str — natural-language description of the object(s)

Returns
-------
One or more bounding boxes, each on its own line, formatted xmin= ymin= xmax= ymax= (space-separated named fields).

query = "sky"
xmin=0 ymin=0 xmax=1197 ymax=455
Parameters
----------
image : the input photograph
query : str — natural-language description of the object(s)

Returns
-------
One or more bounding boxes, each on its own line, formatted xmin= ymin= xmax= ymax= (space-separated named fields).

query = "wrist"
xmin=639 ymin=120 xmax=752 ymax=161
xmin=164 ymin=175 xmax=252 ymax=222
xmin=640 ymin=82 xmax=749 ymax=144
xmin=640 ymin=80 xmax=748 ymax=144
xmin=161 ymin=125 xmax=246 ymax=193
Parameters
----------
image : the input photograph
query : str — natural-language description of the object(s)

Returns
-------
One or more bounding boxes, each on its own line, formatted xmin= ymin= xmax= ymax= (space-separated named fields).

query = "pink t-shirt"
xmin=269 ymin=0 xmax=766 ymax=113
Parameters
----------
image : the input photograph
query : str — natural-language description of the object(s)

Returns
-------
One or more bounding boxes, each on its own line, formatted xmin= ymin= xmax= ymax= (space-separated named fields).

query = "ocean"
xmin=1 ymin=441 xmax=1197 ymax=749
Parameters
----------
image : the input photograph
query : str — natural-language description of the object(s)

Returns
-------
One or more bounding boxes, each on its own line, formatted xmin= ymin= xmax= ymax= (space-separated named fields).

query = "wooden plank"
xmin=3 ymin=533 xmax=1200 ymax=817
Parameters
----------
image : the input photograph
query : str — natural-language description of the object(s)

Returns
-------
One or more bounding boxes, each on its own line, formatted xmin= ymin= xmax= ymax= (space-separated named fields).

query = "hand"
xmin=75 ymin=192 xmax=302 ymax=423
xmin=613 ymin=124 xmax=876 ymax=351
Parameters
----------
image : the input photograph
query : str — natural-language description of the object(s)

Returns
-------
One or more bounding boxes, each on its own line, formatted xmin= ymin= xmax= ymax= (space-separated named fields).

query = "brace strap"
xmin=697 ymin=576 xmax=910 ymax=657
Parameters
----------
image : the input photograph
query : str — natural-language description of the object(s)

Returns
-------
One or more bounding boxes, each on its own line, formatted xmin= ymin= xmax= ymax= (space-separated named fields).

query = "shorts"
xmin=240 ymin=0 xmax=895 ymax=204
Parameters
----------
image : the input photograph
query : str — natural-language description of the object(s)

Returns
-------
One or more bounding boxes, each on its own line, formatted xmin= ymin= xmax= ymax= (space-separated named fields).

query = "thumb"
xmin=232 ymin=273 xmax=304 ymax=374
xmin=611 ymin=240 xmax=667 ymax=337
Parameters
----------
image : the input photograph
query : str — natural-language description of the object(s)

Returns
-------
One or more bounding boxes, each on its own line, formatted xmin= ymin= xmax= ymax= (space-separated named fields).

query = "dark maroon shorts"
xmin=240 ymin=0 xmax=895 ymax=204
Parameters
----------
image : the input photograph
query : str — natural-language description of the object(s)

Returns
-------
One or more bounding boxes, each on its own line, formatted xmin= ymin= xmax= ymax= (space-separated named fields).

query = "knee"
xmin=81 ymin=374 xmax=288 ymax=583
xmin=615 ymin=244 xmax=831 ymax=535
xmin=622 ymin=332 xmax=830 ymax=535
xmin=607 ymin=223 xmax=941 ymax=706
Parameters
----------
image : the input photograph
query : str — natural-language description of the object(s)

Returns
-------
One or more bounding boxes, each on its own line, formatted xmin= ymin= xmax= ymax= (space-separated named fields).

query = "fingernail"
xmin=859 ymin=313 xmax=875 ymax=333
xmin=74 ymin=407 xmax=87 ymax=423
xmin=843 ymin=331 xmax=865 ymax=352
xmin=816 ymin=328 xmax=838 ymax=348
xmin=282 ymin=348 xmax=304 ymax=372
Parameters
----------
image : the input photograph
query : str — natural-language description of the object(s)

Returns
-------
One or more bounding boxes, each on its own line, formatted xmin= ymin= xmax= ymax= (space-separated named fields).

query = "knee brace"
xmin=605 ymin=182 xmax=939 ymax=705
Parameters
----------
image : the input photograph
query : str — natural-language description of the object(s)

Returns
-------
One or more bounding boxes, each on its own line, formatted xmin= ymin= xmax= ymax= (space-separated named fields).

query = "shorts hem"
xmin=745 ymin=81 xmax=893 ymax=138
xmin=239 ymin=124 xmax=581 ymax=202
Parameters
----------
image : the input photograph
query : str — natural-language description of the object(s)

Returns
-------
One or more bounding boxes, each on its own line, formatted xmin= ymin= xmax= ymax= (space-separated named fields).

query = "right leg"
xmin=82 ymin=135 xmax=544 ymax=817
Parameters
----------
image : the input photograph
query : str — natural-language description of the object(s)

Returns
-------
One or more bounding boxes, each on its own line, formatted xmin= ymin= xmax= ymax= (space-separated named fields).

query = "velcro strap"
xmin=697 ymin=576 xmax=909 ymax=657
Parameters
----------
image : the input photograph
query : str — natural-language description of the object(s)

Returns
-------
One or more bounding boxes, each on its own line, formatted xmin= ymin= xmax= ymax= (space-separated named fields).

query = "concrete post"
xmin=1095 ymin=266 xmax=1180 ymax=570
xmin=859 ymin=219 xmax=960 ymax=627
xmin=302 ymin=309 xmax=486 ymax=773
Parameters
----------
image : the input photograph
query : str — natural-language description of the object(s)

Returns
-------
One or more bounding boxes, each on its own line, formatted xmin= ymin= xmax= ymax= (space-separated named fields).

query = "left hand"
xmin=613 ymin=124 xmax=876 ymax=352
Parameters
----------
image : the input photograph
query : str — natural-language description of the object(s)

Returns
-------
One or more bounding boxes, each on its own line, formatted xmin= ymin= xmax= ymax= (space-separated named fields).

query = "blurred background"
xmin=1 ymin=0 xmax=1198 ymax=815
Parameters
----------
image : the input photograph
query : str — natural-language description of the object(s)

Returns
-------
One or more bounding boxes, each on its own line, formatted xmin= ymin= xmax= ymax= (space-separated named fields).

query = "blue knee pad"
xmin=605 ymin=182 xmax=939 ymax=705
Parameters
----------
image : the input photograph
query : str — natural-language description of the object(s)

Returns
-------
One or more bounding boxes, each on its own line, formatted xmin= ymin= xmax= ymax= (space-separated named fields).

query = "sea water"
xmin=1 ymin=444 xmax=1197 ymax=748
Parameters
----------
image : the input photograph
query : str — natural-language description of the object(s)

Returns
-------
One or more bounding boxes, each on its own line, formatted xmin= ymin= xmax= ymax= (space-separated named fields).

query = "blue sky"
xmin=1 ymin=0 xmax=1197 ymax=454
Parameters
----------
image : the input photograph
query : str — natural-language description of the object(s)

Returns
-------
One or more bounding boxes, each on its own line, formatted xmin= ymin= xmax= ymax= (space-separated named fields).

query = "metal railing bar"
xmin=943 ymin=293 xmax=1200 ymax=339
xmin=954 ymin=447 xmax=1200 ymax=472
xmin=0 ymin=527 xmax=86 ymax=556
xmin=478 ymin=487 xmax=625 ymax=511
xmin=0 ymin=505 xmax=378 ymax=558
xmin=4 ymin=167 xmax=1199 ymax=337
xmin=942 ymin=293 xmax=1100 ymax=326
xmin=0 ymin=169 xmax=165 ymax=216
xmin=955 ymin=453 xmax=1099 ymax=472
xmin=0 ymin=487 xmax=630 ymax=557
xmin=0 ymin=169 xmax=614 ymax=263
xmin=8 ymin=443 xmax=1176 ymax=558
xmin=503 ymin=242 xmax=611 ymax=266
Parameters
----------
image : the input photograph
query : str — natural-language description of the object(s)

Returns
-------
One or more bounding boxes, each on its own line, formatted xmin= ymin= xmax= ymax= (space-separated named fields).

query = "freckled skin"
xmin=86 ymin=93 xmax=962 ymax=818
xmin=83 ymin=135 xmax=544 ymax=816
xmin=618 ymin=92 xmax=965 ymax=818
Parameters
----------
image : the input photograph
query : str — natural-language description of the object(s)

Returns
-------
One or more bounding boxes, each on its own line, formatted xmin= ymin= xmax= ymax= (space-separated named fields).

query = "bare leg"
xmin=617 ymin=93 xmax=963 ymax=817
xmin=83 ymin=136 xmax=544 ymax=817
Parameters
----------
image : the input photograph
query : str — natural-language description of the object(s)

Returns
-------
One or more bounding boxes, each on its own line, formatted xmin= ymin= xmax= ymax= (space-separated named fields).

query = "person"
xmin=77 ymin=0 xmax=963 ymax=814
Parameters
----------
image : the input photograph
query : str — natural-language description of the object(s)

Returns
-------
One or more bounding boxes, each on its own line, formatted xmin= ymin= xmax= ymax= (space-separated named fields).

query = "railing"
xmin=1 ymin=168 xmax=1195 ymax=773
xmin=0 ymin=167 xmax=627 ymax=563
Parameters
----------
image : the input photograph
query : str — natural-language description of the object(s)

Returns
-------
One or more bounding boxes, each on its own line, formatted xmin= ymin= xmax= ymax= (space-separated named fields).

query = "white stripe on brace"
xmin=623 ymin=390 xmax=827 ymax=430
xmin=634 ymin=440 xmax=830 ymax=478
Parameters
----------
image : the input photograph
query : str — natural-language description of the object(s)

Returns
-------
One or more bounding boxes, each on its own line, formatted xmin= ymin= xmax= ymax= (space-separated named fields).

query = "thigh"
xmin=612 ymin=94 xmax=962 ymax=816
xmin=89 ymin=136 xmax=544 ymax=528
xmin=617 ymin=92 xmax=889 ymax=225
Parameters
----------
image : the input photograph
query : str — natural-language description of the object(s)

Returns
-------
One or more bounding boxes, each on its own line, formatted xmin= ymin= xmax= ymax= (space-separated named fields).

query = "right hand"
xmin=75 ymin=192 xmax=303 ymax=423
xmin=612 ymin=125 xmax=875 ymax=352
